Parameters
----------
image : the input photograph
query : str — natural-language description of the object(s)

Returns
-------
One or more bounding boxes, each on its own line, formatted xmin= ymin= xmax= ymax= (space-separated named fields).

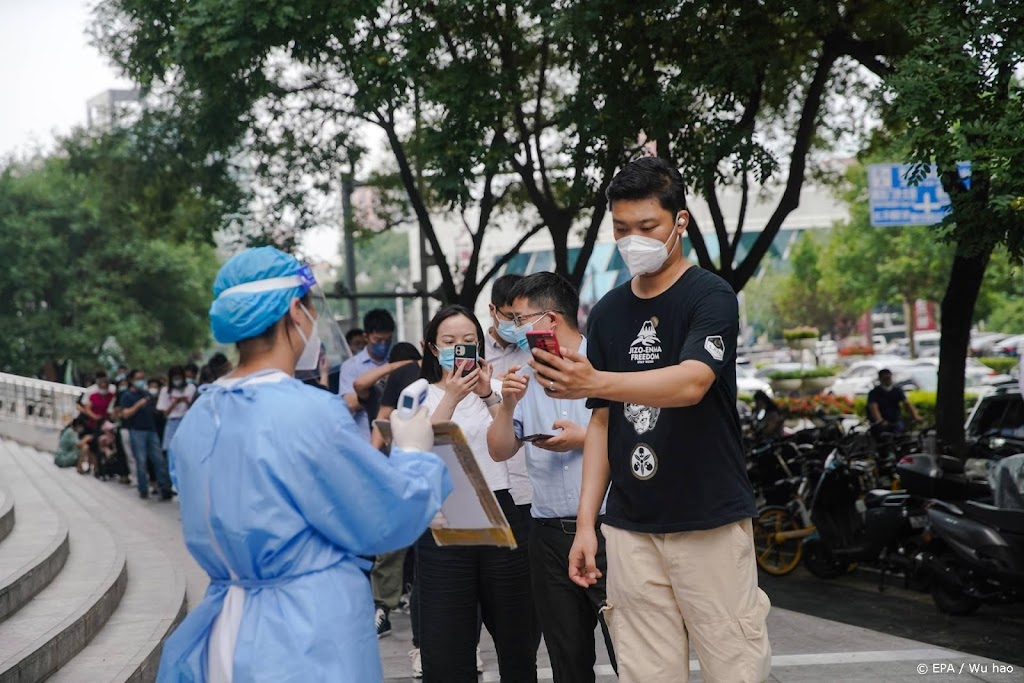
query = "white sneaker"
xmin=409 ymin=648 xmax=422 ymax=678
xmin=476 ymin=647 xmax=484 ymax=674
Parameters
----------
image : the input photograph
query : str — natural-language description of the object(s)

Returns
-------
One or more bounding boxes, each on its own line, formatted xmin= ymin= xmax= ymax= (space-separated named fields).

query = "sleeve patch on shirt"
xmin=704 ymin=335 xmax=725 ymax=361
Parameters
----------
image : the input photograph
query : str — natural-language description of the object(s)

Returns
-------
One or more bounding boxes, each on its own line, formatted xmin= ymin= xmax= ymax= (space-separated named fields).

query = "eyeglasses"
xmin=512 ymin=310 xmax=561 ymax=327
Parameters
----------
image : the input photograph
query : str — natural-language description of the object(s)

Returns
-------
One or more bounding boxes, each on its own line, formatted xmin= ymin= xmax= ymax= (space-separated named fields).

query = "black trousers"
xmin=530 ymin=519 xmax=617 ymax=683
xmin=416 ymin=490 xmax=537 ymax=683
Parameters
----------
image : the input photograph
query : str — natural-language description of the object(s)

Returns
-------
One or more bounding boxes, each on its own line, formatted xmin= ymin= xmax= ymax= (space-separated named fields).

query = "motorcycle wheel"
xmin=802 ymin=538 xmax=849 ymax=579
xmin=930 ymin=552 xmax=981 ymax=616
xmin=753 ymin=506 xmax=804 ymax=576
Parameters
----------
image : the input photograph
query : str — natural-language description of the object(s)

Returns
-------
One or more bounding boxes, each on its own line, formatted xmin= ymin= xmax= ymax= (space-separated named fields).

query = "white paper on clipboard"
xmin=374 ymin=419 xmax=516 ymax=548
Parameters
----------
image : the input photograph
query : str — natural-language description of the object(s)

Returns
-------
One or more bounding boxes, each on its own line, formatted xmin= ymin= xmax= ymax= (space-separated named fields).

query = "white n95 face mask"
xmin=294 ymin=304 xmax=322 ymax=372
xmin=616 ymin=228 xmax=681 ymax=277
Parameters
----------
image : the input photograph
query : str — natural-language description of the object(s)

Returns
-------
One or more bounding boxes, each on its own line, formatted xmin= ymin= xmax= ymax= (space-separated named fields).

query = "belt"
xmin=535 ymin=517 xmax=603 ymax=535
xmin=209 ymin=555 xmax=371 ymax=589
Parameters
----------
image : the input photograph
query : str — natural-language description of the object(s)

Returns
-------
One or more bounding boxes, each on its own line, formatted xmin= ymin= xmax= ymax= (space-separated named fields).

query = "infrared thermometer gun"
xmin=396 ymin=378 xmax=430 ymax=420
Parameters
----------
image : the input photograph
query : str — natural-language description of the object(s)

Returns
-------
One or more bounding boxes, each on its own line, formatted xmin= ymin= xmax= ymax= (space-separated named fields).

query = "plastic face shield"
xmin=292 ymin=264 xmax=353 ymax=384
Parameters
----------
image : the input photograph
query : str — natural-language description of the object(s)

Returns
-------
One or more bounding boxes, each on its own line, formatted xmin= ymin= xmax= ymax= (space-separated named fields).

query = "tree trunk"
xmin=935 ymin=245 xmax=992 ymax=450
xmin=904 ymin=297 xmax=917 ymax=360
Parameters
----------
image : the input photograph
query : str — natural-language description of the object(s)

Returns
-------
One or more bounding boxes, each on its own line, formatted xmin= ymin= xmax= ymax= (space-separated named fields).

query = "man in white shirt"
xmin=488 ymin=272 xmax=615 ymax=681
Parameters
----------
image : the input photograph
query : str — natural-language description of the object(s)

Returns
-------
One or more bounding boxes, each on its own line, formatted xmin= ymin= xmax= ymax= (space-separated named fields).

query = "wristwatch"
xmin=482 ymin=390 xmax=502 ymax=407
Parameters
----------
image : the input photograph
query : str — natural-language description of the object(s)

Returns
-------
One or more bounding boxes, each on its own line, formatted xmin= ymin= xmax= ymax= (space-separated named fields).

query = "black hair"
xmin=94 ymin=369 xmax=108 ymax=380
xmin=606 ymin=156 xmax=687 ymax=217
xmin=184 ymin=363 xmax=199 ymax=376
xmin=130 ymin=368 xmax=145 ymax=380
xmin=346 ymin=328 xmax=366 ymax=343
xmin=491 ymin=274 xmax=524 ymax=308
xmin=389 ymin=342 xmax=423 ymax=363
xmin=363 ymin=309 xmax=396 ymax=335
xmin=508 ymin=272 xmax=580 ymax=331
xmin=420 ymin=305 xmax=486 ymax=384
xmin=753 ymin=390 xmax=778 ymax=411
xmin=168 ymin=365 xmax=185 ymax=381
xmin=878 ymin=368 xmax=893 ymax=377
xmin=68 ymin=414 xmax=89 ymax=431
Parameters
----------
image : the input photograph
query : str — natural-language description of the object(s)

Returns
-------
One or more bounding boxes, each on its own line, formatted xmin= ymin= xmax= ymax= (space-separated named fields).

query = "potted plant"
xmin=800 ymin=367 xmax=838 ymax=392
xmin=783 ymin=326 xmax=819 ymax=350
xmin=768 ymin=370 xmax=803 ymax=393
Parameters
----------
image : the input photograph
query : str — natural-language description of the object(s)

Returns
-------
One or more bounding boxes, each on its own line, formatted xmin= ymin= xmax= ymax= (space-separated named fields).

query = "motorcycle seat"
xmin=963 ymin=501 xmax=1024 ymax=535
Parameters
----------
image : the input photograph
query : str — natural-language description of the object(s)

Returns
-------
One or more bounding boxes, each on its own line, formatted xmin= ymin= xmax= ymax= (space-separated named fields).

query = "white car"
xmin=909 ymin=357 xmax=1012 ymax=386
xmin=825 ymin=358 xmax=915 ymax=397
xmin=737 ymin=365 xmax=773 ymax=398
xmin=993 ymin=334 xmax=1024 ymax=357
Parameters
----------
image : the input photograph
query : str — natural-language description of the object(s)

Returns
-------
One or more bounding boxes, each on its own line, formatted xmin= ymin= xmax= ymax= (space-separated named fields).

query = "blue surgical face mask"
xmin=133 ymin=379 xmax=147 ymax=391
xmin=513 ymin=320 xmax=536 ymax=351
xmin=186 ymin=378 xmax=196 ymax=386
xmin=436 ymin=346 xmax=456 ymax=371
xmin=369 ymin=339 xmax=392 ymax=361
xmin=497 ymin=320 xmax=518 ymax=344
xmin=172 ymin=379 xmax=185 ymax=389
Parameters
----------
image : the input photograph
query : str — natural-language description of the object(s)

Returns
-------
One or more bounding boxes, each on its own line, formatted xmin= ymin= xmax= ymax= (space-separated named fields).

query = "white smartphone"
xmin=396 ymin=378 xmax=430 ymax=419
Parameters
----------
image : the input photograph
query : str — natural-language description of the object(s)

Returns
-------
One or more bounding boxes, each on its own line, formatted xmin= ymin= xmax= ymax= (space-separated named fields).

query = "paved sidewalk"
xmin=379 ymin=603 xmax=1021 ymax=682
xmin=52 ymin=467 xmax=1022 ymax=683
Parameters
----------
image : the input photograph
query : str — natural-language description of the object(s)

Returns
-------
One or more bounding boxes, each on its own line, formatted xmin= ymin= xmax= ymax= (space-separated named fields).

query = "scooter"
xmin=800 ymin=450 xmax=930 ymax=584
xmin=917 ymin=456 xmax=1024 ymax=618
xmin=919 ymin=496 xmax=1024 ymax=614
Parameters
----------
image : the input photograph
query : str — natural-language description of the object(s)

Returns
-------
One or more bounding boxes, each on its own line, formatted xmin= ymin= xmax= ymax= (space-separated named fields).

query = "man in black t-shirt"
xmin=531 ymin=157 xmax=771 ymax=682
xmin=119 ymin=369 xmax=173 ymax=500
xmin=867 ymin=369 xmax=921 ymax=434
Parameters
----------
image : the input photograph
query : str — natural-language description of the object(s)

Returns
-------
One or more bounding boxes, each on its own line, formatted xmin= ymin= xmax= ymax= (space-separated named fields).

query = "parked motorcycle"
xmin=917 ymin=455 xmax=1024 ymax=615
xmin=800 ymin=450 xmax=930 ymax=583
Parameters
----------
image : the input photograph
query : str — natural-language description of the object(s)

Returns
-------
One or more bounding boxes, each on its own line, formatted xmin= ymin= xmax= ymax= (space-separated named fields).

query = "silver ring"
xmin=549 ymin=381 xmax=555 ymax=391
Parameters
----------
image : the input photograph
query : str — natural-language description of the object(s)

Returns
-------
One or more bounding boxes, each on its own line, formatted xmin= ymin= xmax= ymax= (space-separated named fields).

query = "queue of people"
xmin=54 ymin=354 xmax=234 ymax=501
xmin=149 ymin=157 xmax=772 ymax=683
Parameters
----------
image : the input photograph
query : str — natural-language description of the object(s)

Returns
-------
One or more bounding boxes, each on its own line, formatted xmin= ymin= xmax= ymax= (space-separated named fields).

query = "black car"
xmin=964 ymin=382 xmax=1024 ymax=460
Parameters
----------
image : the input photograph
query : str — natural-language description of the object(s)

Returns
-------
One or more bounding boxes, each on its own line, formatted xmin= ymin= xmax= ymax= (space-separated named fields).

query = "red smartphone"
xmin=453 ymin=343 xmax=478 ymax=375
xmin=526 ymin=330 xmax=561 ymax=359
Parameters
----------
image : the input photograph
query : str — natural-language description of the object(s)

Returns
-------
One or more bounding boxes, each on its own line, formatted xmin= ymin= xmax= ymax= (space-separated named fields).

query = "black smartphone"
xmin=453 ymin=343 xmax=478 ymax=376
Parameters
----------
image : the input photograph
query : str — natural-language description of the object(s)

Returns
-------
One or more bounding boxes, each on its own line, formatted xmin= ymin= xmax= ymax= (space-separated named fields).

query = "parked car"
xmin=825 ymin=357 xmax=913 ymax=397
xmin=893 ymin=331 xmax=944 ymax=358
xmin=964 ymin=382 xmax=1024 ymax=460
xmin=992 ymin=334 xmax=1024 ymax=357
xmin=910 ymin=357 xmax=1013 ymax=387
xmin=970 ymin=332 xmax=1011 ymax=357
xmin=736 ymin=365 xmax=773 ymax=398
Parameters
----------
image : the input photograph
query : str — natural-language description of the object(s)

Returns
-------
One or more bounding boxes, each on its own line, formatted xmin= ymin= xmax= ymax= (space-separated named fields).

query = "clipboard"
xmin=374 ymin=419 xmax=517 ymax=548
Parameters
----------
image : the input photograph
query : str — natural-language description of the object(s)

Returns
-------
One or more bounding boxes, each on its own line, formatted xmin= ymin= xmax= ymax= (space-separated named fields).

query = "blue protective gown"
xmin=156 ymin=372 xmax=451 ymax=682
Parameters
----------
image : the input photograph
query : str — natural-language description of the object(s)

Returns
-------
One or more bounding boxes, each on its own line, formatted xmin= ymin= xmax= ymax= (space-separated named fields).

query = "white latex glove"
xmin=390 ymin=405 xmax=434 ymax=452
xmin=429 ymin=511 xmax=448 ymax=530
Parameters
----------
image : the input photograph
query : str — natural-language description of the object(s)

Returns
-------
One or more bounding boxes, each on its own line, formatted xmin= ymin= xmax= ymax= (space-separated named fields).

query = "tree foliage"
xmin=883 ymin=0 xmax=1024 ymax=445
xmin=92 ymin=0 xmax=915 ymax=308
xmin=0 ymin=123 xmax=226 ymax=379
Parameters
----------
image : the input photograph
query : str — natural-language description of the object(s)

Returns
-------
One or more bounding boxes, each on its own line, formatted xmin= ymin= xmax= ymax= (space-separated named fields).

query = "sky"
xmin=0 ymin=0 xmax=340 ymax=262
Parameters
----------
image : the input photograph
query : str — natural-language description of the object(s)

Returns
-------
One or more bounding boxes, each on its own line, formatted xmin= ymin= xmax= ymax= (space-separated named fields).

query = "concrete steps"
xmin=0 ymin=437 xmax=189 ymax=681
xmin=0 ymin=483 xmax=14 ymax=544
xmin=0 ymin=444 xmax=70 ymax=624
xmin=0 ymin=440 xmax=125 ymax=683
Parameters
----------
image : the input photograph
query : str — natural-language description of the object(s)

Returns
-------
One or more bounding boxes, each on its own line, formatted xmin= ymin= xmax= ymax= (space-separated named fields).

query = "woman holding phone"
xmin=416 ymin=305 xmax=537 ymax=682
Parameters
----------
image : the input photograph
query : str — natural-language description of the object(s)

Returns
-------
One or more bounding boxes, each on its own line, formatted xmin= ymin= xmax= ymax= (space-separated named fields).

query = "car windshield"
xmin=969 ymin=394 xmax=1024 ymax=438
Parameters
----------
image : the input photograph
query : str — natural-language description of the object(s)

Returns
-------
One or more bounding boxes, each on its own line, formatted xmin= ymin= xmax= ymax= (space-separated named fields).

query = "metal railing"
xmin=0 ymin=372 xmax=86 ymax=429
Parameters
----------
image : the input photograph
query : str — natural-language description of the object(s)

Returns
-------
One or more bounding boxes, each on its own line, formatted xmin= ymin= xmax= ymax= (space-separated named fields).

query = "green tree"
xmin=0 ymin=123 xmax=227 ymax=379
xmin=93 ymin=0 xmax=913 ymax=308
xmin=819 ymin=163 xmax=954 ymax=357
xmin=884 ymin=0 xmax=1024 ymax=446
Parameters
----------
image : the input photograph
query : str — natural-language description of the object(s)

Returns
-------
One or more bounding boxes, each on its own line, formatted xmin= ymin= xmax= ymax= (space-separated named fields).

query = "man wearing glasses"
xmin=488 ymin=272 xmax=615 ymax=682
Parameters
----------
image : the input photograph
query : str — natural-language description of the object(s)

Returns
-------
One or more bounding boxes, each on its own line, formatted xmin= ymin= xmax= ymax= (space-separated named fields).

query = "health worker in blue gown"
xmin=157 ymin=247 xmax=452 ymax=683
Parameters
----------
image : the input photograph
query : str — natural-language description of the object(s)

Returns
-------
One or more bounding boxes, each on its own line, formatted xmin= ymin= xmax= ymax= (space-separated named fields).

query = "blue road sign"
xmin=867 ymin=163 xmax=971 ymax=227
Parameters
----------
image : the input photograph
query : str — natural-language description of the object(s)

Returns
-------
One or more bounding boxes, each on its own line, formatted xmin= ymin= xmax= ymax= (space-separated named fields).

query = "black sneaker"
xmin=375 ymin=608 xmax=392 ymax=638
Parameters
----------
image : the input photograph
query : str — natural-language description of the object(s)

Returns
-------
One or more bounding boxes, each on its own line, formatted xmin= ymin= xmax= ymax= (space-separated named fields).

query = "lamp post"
xmin=340 ymin=171 xmax=359 ymax=324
